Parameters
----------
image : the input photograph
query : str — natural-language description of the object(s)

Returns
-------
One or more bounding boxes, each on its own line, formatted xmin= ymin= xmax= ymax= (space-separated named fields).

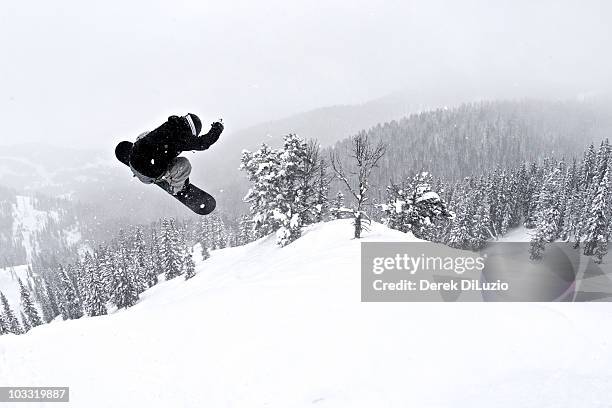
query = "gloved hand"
xmin=210 ymin=120 xmax=224 ymax=137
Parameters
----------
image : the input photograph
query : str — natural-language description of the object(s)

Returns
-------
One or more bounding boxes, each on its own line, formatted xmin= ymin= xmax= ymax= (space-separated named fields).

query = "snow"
xmin=2 ymin=219 xmax=612 ymax=407
xmin=496 ymin=225 xmax=533 ymax=242
xmin=415 ymin=191 xmax=440 ymax=203
xmin=11 ymin=196 xmax=59 ymax=262
xmin=0 ymin=264 xmax=34 ymax=314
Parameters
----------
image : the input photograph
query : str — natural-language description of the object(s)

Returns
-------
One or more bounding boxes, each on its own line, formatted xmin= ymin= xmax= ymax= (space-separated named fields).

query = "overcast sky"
xmin=0 ymin=0 xmax=610 ymax=149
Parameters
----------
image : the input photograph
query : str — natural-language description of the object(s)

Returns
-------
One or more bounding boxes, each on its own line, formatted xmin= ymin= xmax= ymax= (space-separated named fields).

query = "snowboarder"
xmin=115 ymin=114 xmax=224 ymax=215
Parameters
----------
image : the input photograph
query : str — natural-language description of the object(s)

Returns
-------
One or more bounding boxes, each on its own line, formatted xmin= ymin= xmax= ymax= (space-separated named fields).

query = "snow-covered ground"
xmin=496 ymin=225 xmax=533 ymax=242
xmin=1 ymin=219 xmax=611 ymax=407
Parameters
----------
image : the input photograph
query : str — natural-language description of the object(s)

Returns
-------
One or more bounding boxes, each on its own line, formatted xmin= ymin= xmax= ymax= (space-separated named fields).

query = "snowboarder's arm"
xmin=184 ymin=121 xmax=224 ymax=151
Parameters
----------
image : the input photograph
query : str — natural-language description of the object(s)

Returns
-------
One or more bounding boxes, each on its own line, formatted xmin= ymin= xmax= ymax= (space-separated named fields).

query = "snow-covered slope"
xmin=0 ymin=194 xmax=82 ymax=265
xmin=0 ymin=265 xmax=33 ymax=315
xmin=11 ymin=195 xmax=80 ymax=261
xmin=1 ymin=220 xmax=611 ymax=407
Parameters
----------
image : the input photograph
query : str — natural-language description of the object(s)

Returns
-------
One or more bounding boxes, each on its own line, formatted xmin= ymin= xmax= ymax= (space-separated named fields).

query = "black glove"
xmin=210 ymin=121 xmax=224 ymax=137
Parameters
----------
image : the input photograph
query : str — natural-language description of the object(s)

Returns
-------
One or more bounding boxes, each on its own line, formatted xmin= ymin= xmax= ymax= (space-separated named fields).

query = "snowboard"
xmin=115 ymin=152 xmax=216 ymax=216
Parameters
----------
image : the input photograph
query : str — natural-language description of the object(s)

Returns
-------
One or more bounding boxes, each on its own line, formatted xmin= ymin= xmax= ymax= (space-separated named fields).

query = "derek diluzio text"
xmin=373 ymin=279 xmax=509 ymax=292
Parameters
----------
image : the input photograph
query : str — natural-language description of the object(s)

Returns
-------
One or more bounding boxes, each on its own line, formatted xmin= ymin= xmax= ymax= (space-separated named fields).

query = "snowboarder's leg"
xmin=162 ymin=157 xmax=192 ymax=194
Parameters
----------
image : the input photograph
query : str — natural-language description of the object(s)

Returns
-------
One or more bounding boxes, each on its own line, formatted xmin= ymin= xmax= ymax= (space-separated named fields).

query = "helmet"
xmin=184 ymin=113 xmax=202 ymax=136
xmin=115 ymin=141 xmax=134 ymax=166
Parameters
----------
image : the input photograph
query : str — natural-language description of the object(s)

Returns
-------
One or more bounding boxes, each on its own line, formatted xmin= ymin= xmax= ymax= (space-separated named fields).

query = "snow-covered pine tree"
xmin=211 ymin=215 xmax=227 ymax=249
xmin=470 ymin=191 xmax=493 ymax=250
xmin=380 ymin=172 xmax=452 ymax=240
xmin=18 ymin=278 xmax=42 ymax=328
xmin=42 ymin=277 xmax=60 ymax=319
xmin=66 ymin=263 xmax=84 ymax=302
xmin=109 ymin=229 xmax=140 ymax=309
xmin=561 ymin=159 xmax=581 ymax=242
xmin=594 ymin=139 xmax=610 ymax=185
xmin=177 ymin=224 xmax=188 ymax=273
xmin=237 ymin=214 xmax=253 ymax=246
xmin=20 ymin=311 xmax=31 ymax=333
xmin=447 ymin=180 xmax=477 ymax=250
xmin=516 ymin=163 xmax=531 ymax=224
xmin=31 ymin=276 xmax=55 ymax=323
xmin=581 ymin=143 xmax=597 ymax=188
xmin=148 ymin=228 xmax=161 ymax=287
xmin=530 ymin=228 xmax=547 ymax=260
xmin=381 ymin=182 xmax=410 ymax=233
xmin=0 ymin=311 xmax=7 ymax=335
xmin=201 ymin=245 xmax=210 ymax=261
xmin=313 ymin=156 xmax=331 ymax=223
xmin=242 ymin=134 xmax=322 ymax=246
xmin=241 ymin=143 xmax=283 ymax=239
xmin=329 ymin=191 xmax=349 ymax=220
xmin=83 ymin=252 xmax=107 ymax=317
xmin=184 ymin=248 xmax=196 ymax=280
xmin=93 ymin=246 xmax=111 ymax=303
xmin=57 ymin=265 xmax=83 ymax=320
xmin=160 ymin=219 xmax=183 ymax=280
xmin=274 ymin=134 xmax=313 ymax=246
xmin=523 ymin=162 xmax=543 ymax=228
xmin=583 ymin=169 xmax=609 ymax=260
xmin=0 ymin=291 xmax=22 ymax=334
xmin=529 ymin=166 xmax=565 ymax=256
xmin=132 ymin=227 xmax=149 ymax=293
xmin=197 ymin=217 xmax=212 ymax=250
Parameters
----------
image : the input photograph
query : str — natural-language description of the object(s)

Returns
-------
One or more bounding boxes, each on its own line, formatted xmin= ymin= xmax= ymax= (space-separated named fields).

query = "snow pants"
xmin=131 ymin=156 xmax=191 ymax=193
xmin=162 ymin=156 xmax=192 ymax=193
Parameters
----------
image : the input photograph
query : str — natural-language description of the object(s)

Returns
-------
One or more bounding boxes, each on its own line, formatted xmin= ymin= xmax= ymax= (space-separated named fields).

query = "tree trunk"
xmin=354 ymin=213 xmax=362 ymax=239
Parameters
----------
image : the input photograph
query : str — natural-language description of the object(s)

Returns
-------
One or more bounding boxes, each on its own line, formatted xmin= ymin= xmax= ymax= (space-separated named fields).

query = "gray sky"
xmin=1 ymin=0 xmax=610 ymax=149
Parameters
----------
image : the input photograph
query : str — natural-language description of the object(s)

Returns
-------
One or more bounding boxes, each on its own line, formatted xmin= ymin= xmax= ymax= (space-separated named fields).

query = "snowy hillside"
xmin=1 ymin=219 xmax=611 ymax=407
xmin=12 ymin=196 xmax=81 ymax=261
xmin=0 ymin=265 xmax=35 ymax=316
xmin=0 ymin=193 xmax=82 ymax=265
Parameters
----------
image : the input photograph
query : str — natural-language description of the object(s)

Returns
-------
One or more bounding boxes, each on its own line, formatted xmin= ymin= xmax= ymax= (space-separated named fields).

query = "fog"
xmin=1 ymin=0 xmax=610 ymax=149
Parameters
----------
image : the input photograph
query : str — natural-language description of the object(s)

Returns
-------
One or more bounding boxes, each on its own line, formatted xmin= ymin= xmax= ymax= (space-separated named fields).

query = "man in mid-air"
xmin=115 ymin=114 xmax=223 ymax=214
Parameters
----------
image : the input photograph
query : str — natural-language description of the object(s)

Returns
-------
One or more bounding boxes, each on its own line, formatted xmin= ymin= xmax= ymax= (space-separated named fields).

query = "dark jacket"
xmin=129 ymin=115 xmax=222 ymax=179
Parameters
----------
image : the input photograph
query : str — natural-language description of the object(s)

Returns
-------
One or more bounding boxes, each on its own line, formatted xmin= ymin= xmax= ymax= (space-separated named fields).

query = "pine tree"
xmin=329 ymin=191 xmax=348 ymax=219
xmin=447 ymin=179 xmax=478 ymax=249
xmin=109 ymin=230 xmax=140 ymax=309
xmin=584 ymin=170 xmax=609 ymax=259
xmin=241 ymin=135 xmax=323 ymax=246
xmin=313 ymin=156 xmax=331 ymax=222
xmin=523 ymin=163 xmax=543 ymax=228
xmin=57 ymin=265 xmax=83 ymax=320
xmin=0 ymin=311 xmax=7 ymax=335
xmin=20 ymin=311 xmax=31 ymax=333
xmin=83 ymin=252 xmax=108 ymax=317
xmin=380 ymin=173 xmax=452 ymax=240
xmin=274 ymin=134 xmax=313 ymax=246
xmin=160 ymin=219 xmax=183 ymax=280
xmin=148 ymin=229 xmax=161 ymax=287
xmin=471 ymin=192 xmax=492 ymax=250
xmin=18 ymin=278 xmax=42 ymax=328
xmin=184 ymin=248 xmax=196 ymax=280
xmin=241 ymin=143 xmax=284 ymax=238
xmin=1 ymin=291 xmax=22 ymax=334
xmin=33 ymin=278 xmax=54 ymax=323
xmin=133 ymin=227 xmax=149 ymax=293
xmin=237 ymin=215 xmax=253 ymax=246
xmin=581 ymin=143 xmax=597 ymax=187
xmin=530 ymin=228 xmax=547 ymax=260
xmin=201 ymin=245 xmax=210 ymax=261
xmin=529 ymin=166 xmax=564 ymax=255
